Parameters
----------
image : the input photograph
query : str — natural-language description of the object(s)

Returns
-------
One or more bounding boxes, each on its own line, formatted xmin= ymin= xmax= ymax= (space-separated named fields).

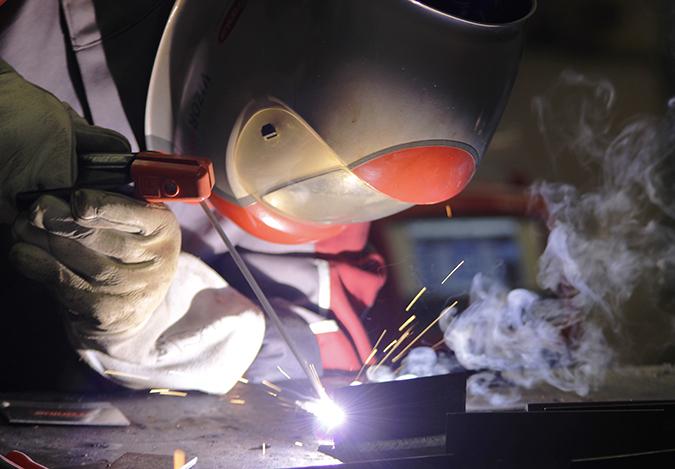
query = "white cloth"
xmin=77 ymin=253 xmax=266 ymax=394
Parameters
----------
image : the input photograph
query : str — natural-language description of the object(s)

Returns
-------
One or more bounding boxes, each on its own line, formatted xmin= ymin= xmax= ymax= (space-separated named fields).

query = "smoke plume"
xmin=443 ymin=71 xmax=675 ymax=402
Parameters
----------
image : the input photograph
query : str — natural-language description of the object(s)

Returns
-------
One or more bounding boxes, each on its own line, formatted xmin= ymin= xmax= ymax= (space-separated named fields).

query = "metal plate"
xmin=0 ymin=400 xmax=129 ymax=427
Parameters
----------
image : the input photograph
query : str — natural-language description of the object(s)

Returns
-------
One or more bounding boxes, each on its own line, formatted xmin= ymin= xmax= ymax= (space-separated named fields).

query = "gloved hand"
xmin=1 ymin=58 xmax=263 ymax=394
xmin=1 ymin=58 xmax=181 ymax=338
xmin=11 ymin=190 xmax=181 ymax=338
xmin=76 ymin=252 xmax=265 ymax=394
xmin=0 ymin=58 xmax=129 ymax=225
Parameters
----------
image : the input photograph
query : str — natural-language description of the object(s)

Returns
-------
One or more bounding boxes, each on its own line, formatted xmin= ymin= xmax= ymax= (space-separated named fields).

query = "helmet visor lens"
xmin=232 ymin=104 xmax=411 ymax=224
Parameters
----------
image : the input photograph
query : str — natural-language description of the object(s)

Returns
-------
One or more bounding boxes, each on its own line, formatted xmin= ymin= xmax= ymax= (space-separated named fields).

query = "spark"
xmin=354 ymin=348 xmax=377 ymax=383
xmin=354 ymin=329 xmax=387 ymax=382
xmin=398 ymin=314 xmax=416 ymax=331
xmin=262 ymin=380 xmax=282 ymax=393
xmin=364 ymin=347 xmax=379 ymax=365
xmin=276 ymin=366 xmax=292 ymax=380
xmin=431 ymin=338 xmax=447 ymax=350
xmin=156 ymin=390 xmax=188 ymax=397
xmin=182 ymin=457 xmax=198 ymax=469
xmin=262 ymin=442 xmax=267 ymax=457
xmin=103 ymin=369 xmax=149 ymax=381
xmin=392 ymin=300 xmax=457 ymax=363
xmin=445 ymin=204 xmax=453 ymax=218
xmin=173 ymin=449 xmax=185 ymax=469
xmin=229 ymin=399 xmax=246 ymax=405
xmin=238 ymin=377 xmax=249 ymax=384
xmin=149 ymin=388 xmax=187 ymax=397
xmin=382 ymin=339 xmax=398 ymax=354
xmin=441 ymin=260 xmax=464 ymax=284
xmin=371 ymin=329 xmax=388 ymax=355
xmin=373 ymin=328 xmax=412 ymax=371
xmin=405 ymin=287 xmax=427 ymax=312
xmin=267 ymin=391 xmax=279 ymax=398
xmin=294 ymin=441 xmax=304 ymax=447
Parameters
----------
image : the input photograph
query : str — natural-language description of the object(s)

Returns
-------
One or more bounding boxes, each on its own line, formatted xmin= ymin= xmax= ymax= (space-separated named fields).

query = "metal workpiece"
xmin=330 ymin=373 xmax=467 ymax=445
xmin=446 ymin=409 xmax=675 ymax=465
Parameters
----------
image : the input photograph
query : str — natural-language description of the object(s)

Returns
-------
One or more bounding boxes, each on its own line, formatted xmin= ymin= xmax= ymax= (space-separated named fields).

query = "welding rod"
xmin=200 ymin=201 xmax=326 ymax=400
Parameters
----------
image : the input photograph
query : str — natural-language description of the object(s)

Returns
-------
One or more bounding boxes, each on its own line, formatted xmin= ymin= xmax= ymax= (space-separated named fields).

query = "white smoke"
xmin=365 ymin=345 xmax=463 ymax=383
xmin=443 ymin=71 xmax=675 ymax=401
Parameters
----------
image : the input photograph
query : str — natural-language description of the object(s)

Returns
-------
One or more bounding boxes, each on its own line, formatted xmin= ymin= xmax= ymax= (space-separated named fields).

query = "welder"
xmin=0 ymin=0 xmax=534 ymax=393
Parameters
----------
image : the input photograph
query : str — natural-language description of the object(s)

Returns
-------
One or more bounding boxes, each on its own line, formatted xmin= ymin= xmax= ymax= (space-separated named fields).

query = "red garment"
xmin=317 ymin=224 xmax=387 ymax=371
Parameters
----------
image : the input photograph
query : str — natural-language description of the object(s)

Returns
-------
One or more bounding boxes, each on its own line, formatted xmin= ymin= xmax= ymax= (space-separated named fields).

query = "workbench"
xmin=2 ymin=365 xmax=675 ymax=468
xmin=0 ymin=381 xmax=339 ymax=468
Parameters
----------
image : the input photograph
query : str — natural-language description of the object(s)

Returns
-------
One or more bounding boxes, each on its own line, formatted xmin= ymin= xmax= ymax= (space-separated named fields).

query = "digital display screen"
xmin=382 ymin=217 xmax=543 ymax=303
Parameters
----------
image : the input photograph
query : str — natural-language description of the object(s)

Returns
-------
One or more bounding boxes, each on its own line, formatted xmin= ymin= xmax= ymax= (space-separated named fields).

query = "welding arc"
xmin=200 ymin=202 xmax=326 ymax=400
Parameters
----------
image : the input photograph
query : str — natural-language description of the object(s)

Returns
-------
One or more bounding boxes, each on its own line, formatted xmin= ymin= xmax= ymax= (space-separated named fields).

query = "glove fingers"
xmin=10 ymin=242 xmax=93 ymax=300
xmin=59 ymin=235 xmax=151 ymax=293
xmin=28 ymin=194 xmax=91 ymax=237
xmin=20 ymin=195 xmax=156 ymax=263
xmin=16 ymin=192 xmax=176 ymax=294
xmin=15 ymin=220 xmax=145 ymax=293
xmin=12 ymin=212 xmax=50 ymax=252
xmin=72 ymin=189 xmax=178 ymax=237
xmin=65 ymin=105 xmax=131 ymax=154
xmin=10 ymin=242 xmax=141 ymax=334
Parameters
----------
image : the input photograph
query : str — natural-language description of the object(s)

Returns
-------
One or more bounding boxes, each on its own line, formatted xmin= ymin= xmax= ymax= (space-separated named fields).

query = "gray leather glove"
xmin=0 ymin=58 xmax=128 ymax=224
xmin=11 ymin=190 xmax=181 ymax=338
xmin=2 ymin=58 xmax=181 ymax=338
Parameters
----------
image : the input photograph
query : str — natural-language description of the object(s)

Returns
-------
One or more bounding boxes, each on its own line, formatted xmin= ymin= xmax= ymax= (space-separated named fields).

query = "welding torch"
xmin=16 ymin=151 xmax=214 ymax=207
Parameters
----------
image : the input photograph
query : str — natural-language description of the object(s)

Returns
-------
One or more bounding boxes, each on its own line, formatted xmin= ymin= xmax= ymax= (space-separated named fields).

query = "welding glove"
xmin=11 ymin=190 xmax=182 ymax=337
xmin=3 ymin=58 xmax=266 ymax=393
xmin=12 ymin=198 xmax=265 ymax=392
xmin=0 ymin=58 xmax=130 ymax=224
xmin=74 ymin=252 xmax=266 ymax=394
xmin=11 ymin=193 xmax=264 ymax=395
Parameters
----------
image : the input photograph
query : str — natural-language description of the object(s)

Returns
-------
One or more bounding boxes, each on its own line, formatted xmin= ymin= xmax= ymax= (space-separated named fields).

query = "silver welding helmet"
xmin=146 ymin=0 xmax=536 ymax=243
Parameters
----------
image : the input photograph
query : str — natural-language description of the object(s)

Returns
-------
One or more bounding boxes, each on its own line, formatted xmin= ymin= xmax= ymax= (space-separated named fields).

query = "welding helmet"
xmin=146 ymin=0 xmax=536 ymax=244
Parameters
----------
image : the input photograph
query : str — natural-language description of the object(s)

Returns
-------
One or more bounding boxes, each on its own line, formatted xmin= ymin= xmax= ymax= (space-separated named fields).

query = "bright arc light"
xmin=300 ymin=398 xmax=346 ymax=430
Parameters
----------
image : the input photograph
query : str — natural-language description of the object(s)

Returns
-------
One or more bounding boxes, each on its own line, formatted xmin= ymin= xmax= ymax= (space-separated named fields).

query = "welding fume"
xmin=442 ymin=71 xmax=675 ymax=406
xmin=0 ymin=0 xmax=534 ymax=399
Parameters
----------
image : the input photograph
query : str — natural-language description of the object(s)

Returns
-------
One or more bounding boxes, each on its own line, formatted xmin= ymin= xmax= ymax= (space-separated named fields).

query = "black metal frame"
xmin=306 ymin=374 xmax=675 ymax=469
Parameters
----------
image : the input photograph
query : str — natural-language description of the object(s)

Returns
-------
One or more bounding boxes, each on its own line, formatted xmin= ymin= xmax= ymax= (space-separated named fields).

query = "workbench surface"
xmin=3 ymin=366 xmax=675 ymax=468
xmin=0 ymin=381 xmax=339 ymax=469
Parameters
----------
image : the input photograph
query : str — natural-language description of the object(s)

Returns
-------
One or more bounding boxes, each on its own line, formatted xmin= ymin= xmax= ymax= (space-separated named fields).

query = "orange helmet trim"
xmin=209 ymin=193 xmax=347 ymax=244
